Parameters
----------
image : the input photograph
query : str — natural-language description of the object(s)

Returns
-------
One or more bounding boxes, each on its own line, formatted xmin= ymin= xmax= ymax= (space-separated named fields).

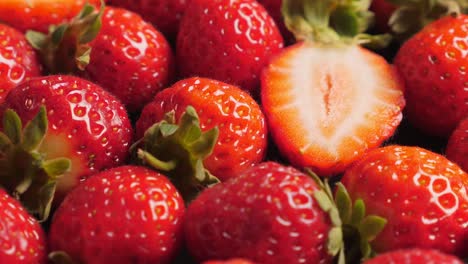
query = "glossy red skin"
xmin=370 ymin=0 xmax=396 ymax=32
xmin=184 ymin=162 xmax=332 ymax=264
xmin=0 ymin=24 xmax=41 ymax=104
xmin=0 ymin=0 xmax=102 ymax=33
xmin=82 ymin=7 xmax=174 ymax=113
xmin=203 ymin=259 xmax=255 ymax=264
xmin=176 ymin=0 xmax=284 ymax=93
xmin=394 ymin=15 xmax=468 ymax=137
xmin=256 ymin=0 xmax=295 ymax=44
xmin=136 ymin=77 xmax=267 ymax=182
xmin=49 ymin=166 xmax=185 ymax=264
xmin=364 ymin=248 xmax=463 ymax=264
xmin=341 ymin=145 xmax=468 ymax=257
xmin=106 ymin=0 xmax=187 ymax=42
xmin=446 ymin=118 xmax=468 ymax=172
xmin=0 ymin=75 xmax=133 ymax=197
xmin=0 ymin=189 xmax=46 ymax=264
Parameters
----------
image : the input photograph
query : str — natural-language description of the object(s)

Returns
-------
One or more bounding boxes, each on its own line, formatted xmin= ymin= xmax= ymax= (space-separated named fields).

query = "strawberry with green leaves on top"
xmin=0 ymin=75 xmax=133 ymax=220
xmin=341 ymin=145 xmax=468 ymax=257
xmin=0 ymin=23 xmax=41 ymax=103
xmin=27 ymin=4 xmax=174 ymax=113
xmin=446 ymin=118 xmax=468 ymax=172
xmin=261 ymin=0 xmax=405 ymax=176
xmin=176 ymin=0 xmax=284 ymax=93
xmin=363 ymin=248 xmax=463 ymax=264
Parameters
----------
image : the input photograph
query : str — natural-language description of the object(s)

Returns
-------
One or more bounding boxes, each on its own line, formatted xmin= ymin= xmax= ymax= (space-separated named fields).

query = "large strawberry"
xmin=394 ymin=14 xmax=468 ymax=137
xmin=0 ymin=188 xmax=46 ymax=263
xmin=106 ymin=0 xmax=187 ymax=42
xmin=28 ymin=4 xmax=174 ymax=112
xmin=136 ymin=77 xmax=267 ymax=182
xmin=48 ymin=165 xmax=185 ymax=264
xmin=261 ymin=0 xmax=404 ymax=176
xmin=446 ymin=118 xmax=468 ymax=172
xmin=0 ymin=0 xmax=102 ymax=33
xmin=341 ymin=145 xmax=468 ymax=257
xmin=0 ymin=75 xmax=132 ymax=219
xmin=363 ymin=248 xmax=463 ymax=264
xmin=184 ymin=162 xmax=386 ymax=264
xmin=176 ymin=0 xmax=284 ymax=93
xmin=0 ymin=23 xmax=41 ymax=103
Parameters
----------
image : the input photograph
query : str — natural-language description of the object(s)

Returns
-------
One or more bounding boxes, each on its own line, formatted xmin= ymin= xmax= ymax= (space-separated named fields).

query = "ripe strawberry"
xmin=363 ymin=248 xmax=463 ymax=264
xmin=176 ymin=0 xmax=284 ymax=93
xmin=0 ymin=0 xmax=102 ymax=33
xmin=29 ymin=4 xmax=174 ymax=113
xmin=256 ymin=0 xmax=295 ymax=44
xmin=106 ymin=0 xmax=187 ymax=42
xmin=394 ymin=14 xmax=468 ymax=137
xmin=262 ymin=1 xmax=404 ymax=176
xmin=370 ymin=0 xmax=396 ymax=32
xmin=446 ymin=118 xmax=468 ymax=172
xmin=203 ymin=259 xmax=255 ymax=264
xmin=136 ymin=77 xmax=267 ymax=182
xmin=0 ymin=188 xmax=46 ymax=263
xmin=0 ymin=24 xmax=41 ymax=103
xmin=0 ymin=75 xmax=132 ymax=219
xmin=48 ymin=165 xmax=185 ymax=264
xmin=341 ymin=145 xmax=468 ymax=257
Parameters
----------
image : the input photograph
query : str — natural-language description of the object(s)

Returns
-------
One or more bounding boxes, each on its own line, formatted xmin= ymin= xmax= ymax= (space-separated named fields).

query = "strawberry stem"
xmin=137 ymin=149 xmax=177 ymax=171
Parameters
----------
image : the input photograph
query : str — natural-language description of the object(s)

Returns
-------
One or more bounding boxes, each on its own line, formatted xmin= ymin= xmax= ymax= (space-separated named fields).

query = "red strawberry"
xmin=203 ymin=259 xmax=255 ymax=264
xmin=0 ymin=188 xmax=46 ymax=264
xmin=176 ymin=0 xmax=284 ymax=93
xmin=48 ymin=165 xmax=185 ymax=264
xmin=256 ymin=0 xmax=295 ymax=44
xmin=0 ymin=75 xmax=132 ymax=219
xmin=29 ymin=5 xmax=174 ymax=113
xmin=370 ymin=0 xmax=396 ymax=32
xmin=363 ymin=248 xmax=463 ymax=264
xmin=341 ymin=145 xmax=468 ymax=257
xmin=0 ymin=24 xmax=41 ymax=103
xmin=136 ymin=77 xmax=267 ymax=182
xmin=446 ymin=118 xmax=468 ymax=172
xmin=106 ymin=0 xmax=187 ymax=42
xmin=394 ymin=14 xmax=468 ymax=137
xmin=0 ymin=0 xmax=102 ymax=33
xmin=261 ymin=1 xmax=404 ymax=176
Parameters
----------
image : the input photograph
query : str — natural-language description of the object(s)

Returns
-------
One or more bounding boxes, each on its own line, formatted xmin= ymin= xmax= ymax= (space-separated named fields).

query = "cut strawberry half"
xmin=261 ymin=42 xmax=405 ymax=176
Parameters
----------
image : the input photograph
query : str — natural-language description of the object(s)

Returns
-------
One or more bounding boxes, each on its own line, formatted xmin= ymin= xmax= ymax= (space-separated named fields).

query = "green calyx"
xmin=0 ymin=106 xmax=71 ymax=221
xmin=387 ymin=0 xmax=468 ymax=41
xmin=25 ymin=0 xmax=105 ymax=73
xmin=307 ymin=170 xmax=387 ymax=264
xmin=282 ymin=0 xmax=391 ymax=47
xmin=132 ymin=106 xmax=220 ymax=202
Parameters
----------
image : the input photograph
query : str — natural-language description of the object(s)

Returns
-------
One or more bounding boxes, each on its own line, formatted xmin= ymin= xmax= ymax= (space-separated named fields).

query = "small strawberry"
xmin=446 ymin=118 xmax=468 ymax=172
xmin=341 ymin=145 xmax=468 ymax=257
xmin=0 ymin=0 xmax=102 ymax=33
xmin=364 ymin=248 xmax=463 ymax=264
xmin=136 ymin=77 xmax=267 ymax=182
xmin=203 ymin=259 xmax=255 ymax=264
xmin=176 ymin=0 xmax=284 ymax=93
xmin=0 ymin=24 xmax=41 ymax=103
xmin=106 ymin=0 xmax=188 ymax=42
xmin=28 ymin=4 xmax=174 ymax=112
xmin=394 ymin=14 xmax=468 ymax=137
xmin=261 ymin=0 xmax=404 ymax=176
xmin=0 ymin=75 xmax=132 ymax=219
xmin=48 ymin=165 xmax=185 ymax=264
xmin=0 ymin=188 xmax=47 ymax=264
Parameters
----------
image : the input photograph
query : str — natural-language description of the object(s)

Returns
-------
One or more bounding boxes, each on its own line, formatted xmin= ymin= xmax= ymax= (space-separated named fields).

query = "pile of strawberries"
xmin=0 ymin=0 xmax=467 ymax=263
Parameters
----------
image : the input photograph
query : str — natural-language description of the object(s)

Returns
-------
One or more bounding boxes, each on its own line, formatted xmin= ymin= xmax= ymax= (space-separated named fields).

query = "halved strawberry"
xmin=262 ymin=42 xmax=404 ymax=176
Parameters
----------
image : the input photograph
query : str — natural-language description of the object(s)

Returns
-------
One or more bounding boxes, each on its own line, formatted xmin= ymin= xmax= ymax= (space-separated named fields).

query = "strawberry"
xmin=0 ymin=188 xmax=46 ymax=263
xmin=341 ymin=145 xmax=468 ymax=257
xmin=0 ymin=0 xmax=102 ymax=33
xmin=394 ymin=14 xmax=468 ymax=137
xmin=48 ymin=165 xmax=185 ymax=264
xmin=446 ymin=118 xmax=468 ymax=172
xmin=0 ymin=75 xmax=132 ymax=219
xmin=203 ymin=259 xmax=255 ymax=264
xmin=28 ymin=4 xmax=174 ymax=113
xmin=261 ymin=0 xmax=404 ymax=176
xmin=136 ymin=77 xmax=267 ymax=182
xmin=256 ymin=0 xmax=295 ymax=44
xmin=176 ymin=0 xmax=284 ymax=93
xmin=106 ymin=0 xmax=187 ymax=42
xmin=370 ymin=0 xmax=396 ymax=32
xmin=363 ymin=248 xmax=463 ymax=264
xmin=0 ymin=23 xmax=41 ymax=104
